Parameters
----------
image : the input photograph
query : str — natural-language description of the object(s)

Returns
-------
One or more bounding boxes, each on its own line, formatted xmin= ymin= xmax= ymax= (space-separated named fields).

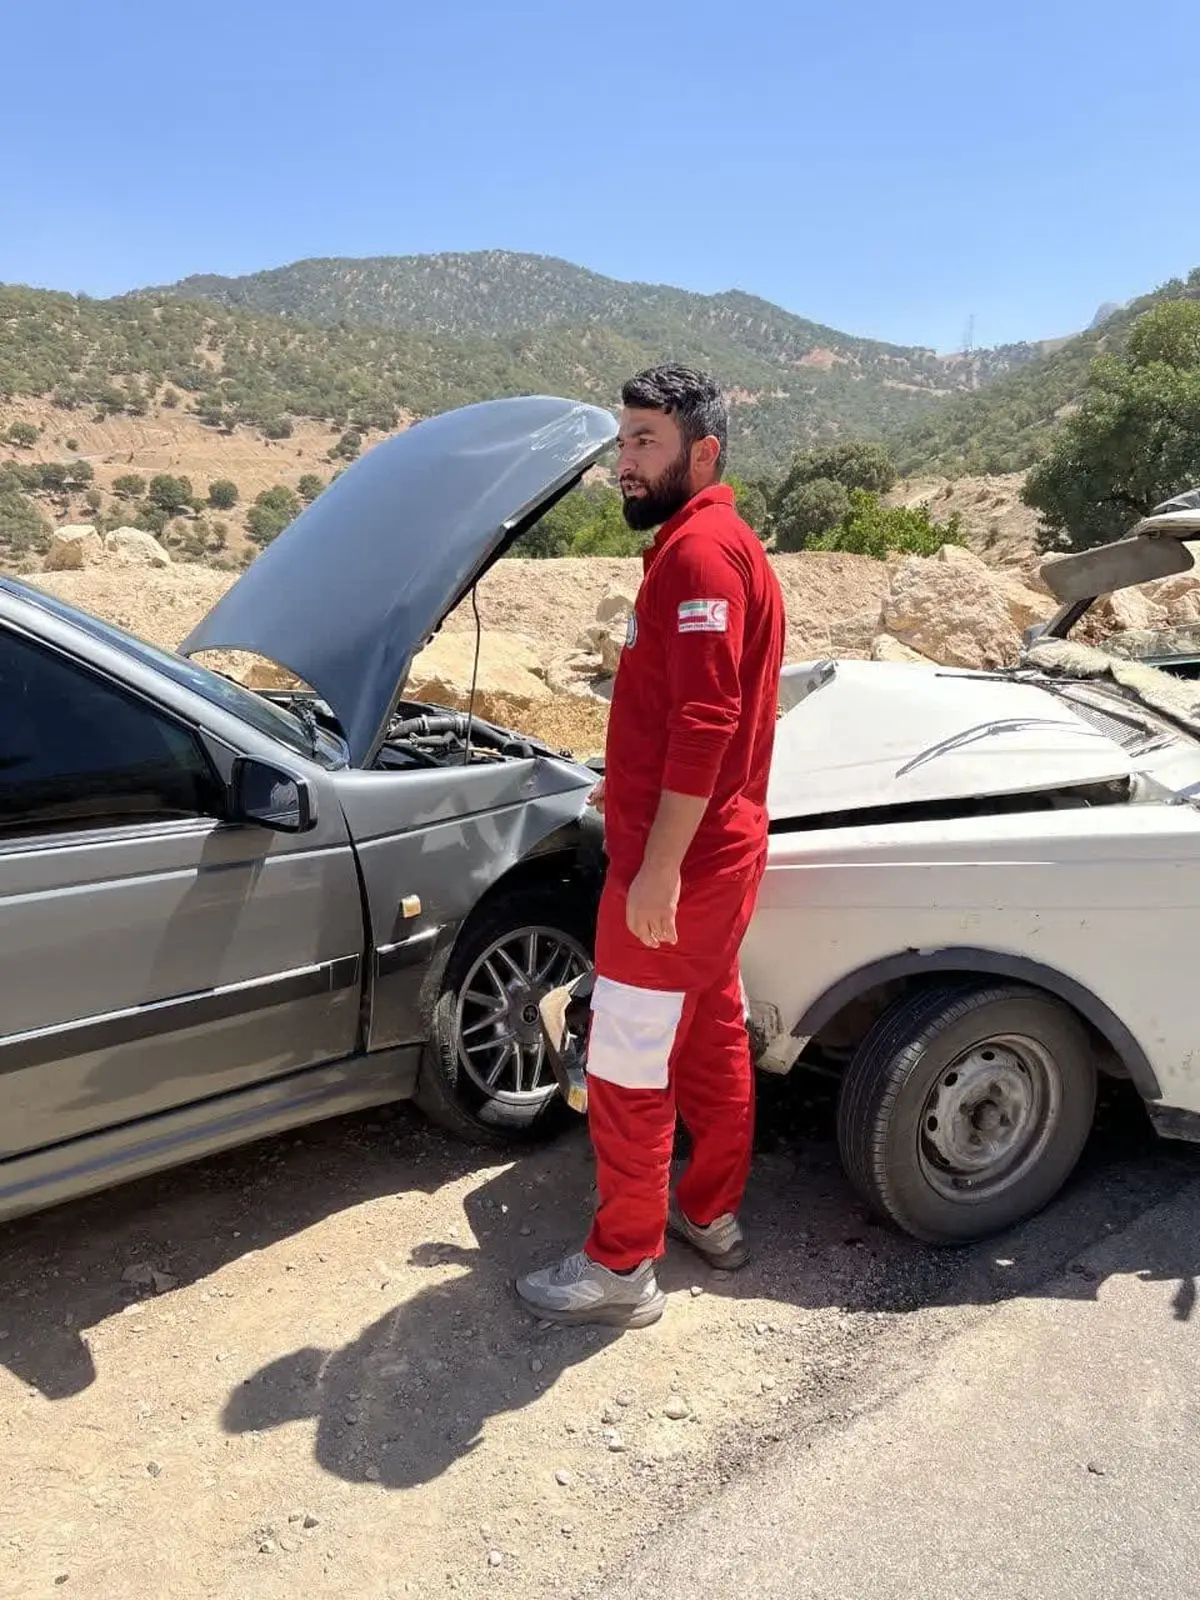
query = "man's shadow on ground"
xmin=219 ymin=1076 xmax=1200 ymax=1491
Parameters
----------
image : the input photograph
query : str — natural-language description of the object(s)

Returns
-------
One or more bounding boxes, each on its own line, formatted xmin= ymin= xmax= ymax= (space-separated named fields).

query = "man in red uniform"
xmin=517 ymin=366 xmax=786 ymax=1329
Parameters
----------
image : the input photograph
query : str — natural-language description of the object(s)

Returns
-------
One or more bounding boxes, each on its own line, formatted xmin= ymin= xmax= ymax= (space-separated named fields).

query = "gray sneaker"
xmin=515 ymin=1251 xmax=666 ymax=1328
xmin=667 ymin=1206 xmax=750 ymax=1271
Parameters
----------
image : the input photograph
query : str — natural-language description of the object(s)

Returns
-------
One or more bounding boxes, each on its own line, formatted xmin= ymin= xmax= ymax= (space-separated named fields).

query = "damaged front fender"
xmin=334 ymin=757 xmax=600 ymax=1051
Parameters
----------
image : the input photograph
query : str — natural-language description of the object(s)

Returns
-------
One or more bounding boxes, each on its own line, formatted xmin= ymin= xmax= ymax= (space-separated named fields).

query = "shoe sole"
xmin=666 ymin=1212 xmax=751 ymax=1272
xmin=514 ymin=1283 xmax=667 ymax=1329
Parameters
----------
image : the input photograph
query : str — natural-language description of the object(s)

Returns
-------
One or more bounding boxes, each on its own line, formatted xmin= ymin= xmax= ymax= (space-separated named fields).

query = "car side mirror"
xmin=230 ymin=756 xmax=317 ymax=833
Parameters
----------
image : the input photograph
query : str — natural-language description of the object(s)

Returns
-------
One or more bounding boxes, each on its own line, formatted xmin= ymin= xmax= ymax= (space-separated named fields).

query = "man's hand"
xmin=625 ymin=861 xmax=681 ymax=948
xmin=588 ymin=777 xmax=606 ymax=815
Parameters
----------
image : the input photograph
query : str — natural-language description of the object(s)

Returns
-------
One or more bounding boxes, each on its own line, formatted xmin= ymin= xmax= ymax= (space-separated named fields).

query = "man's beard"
xmin=620 ymin=448 xmax=692 ymax=531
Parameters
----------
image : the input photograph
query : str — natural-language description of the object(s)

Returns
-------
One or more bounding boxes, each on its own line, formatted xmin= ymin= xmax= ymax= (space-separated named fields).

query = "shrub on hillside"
xmin=807 ymin=489 xmax=965 ymax=559
xmin=0 ymin=487 xmax=50 ymax=554
xmin=7 ymin=421 xmax=39 ymax=449
xmin=246 ymin=484 xmax=302 ymax=547
xmin=113 ymin=473 xmax=146 ymax=500
xmin=208 ymin=478 xmax=239 ymax=510
xmin=297 ymin=473 xmax=325 ymax=503
xmin=774 ymin=477 xmax=851 ymax=551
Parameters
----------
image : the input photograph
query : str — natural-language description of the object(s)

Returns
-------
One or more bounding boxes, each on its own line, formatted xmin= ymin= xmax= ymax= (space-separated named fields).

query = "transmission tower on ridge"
xmin=962 ymin=313 xmax=976 ymax=354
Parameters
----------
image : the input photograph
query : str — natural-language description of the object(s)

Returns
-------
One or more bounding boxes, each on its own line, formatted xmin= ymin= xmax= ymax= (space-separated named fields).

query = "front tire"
xmin=836 ymin=982 xmax=1098 ymax=1244
xmin=416 ymin=884 xmax=594 ymax=1147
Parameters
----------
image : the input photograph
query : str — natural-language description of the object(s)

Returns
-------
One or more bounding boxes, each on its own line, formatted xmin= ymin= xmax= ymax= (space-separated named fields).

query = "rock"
xmin=150 ymin=1270 xmax=177 ymax=1294
xmin=488 ymin=1551 xmax=504 ymax=1568
xmin=364 ymin=1465 xmax=381 ymax=1482
xmin=827 ymin=610 xmax=884 ymax=657
xmin=1095 ymin=587 xmax=1168 ymax=634
xmin=1145 ymin=573 xmax=1200 ymax=625
xmin=146 ymin=1460 xmax=163 ymax=1477
xmin=44 ymin=525 xmax=105 ymax=571
xmin=105 ymin=526 xmax=172 ymax=567
xmin=601 ymin=1405 xmax=620 ymax=1426
xmin=615 ymin=1389 xmax=635 ymax=1408
xmin=242 ymin=659 xmax=299 ymax=691
xmin=121 ymin=1262 xmax=155 ymax=1287
xmin=663 ymin=1395 xmax=691 ymax=1422
xmin=302 ymin=1514 xmax=320 ymax=1530
xmin=869 ymin=633 xmax=933 ymax=665
xmin=555 ymin=1469 xmax=573 ymax=1487
xmin=259 ymin=1539 xmax=277 ymax=1556
xmin=882 ymin=555 xmax=1022 ymax=669
xmin=406 ymin=630 xmax=550 ymax=718
xmin=595 ymin=584 xmax=638 ymax=628
xmin=936 ymin=544 xmax=1052 ymax=634
xmin=604 ymin=1429 xmax=627 ymax=1452
xmin=531 ymin=1358 xmax=544 ymax=1374
xmin=278 ymin=1537 xmax=300 ymax=1554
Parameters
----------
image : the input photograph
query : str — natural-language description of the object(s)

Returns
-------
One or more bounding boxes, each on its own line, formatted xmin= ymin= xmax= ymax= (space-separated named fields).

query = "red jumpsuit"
xmin=585 ymin=483 xmax=786 ymax=1271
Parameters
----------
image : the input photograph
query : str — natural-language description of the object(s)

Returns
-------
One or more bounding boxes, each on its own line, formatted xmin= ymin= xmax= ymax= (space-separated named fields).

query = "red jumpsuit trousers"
xmin=583 ymin=858 xmax=764 ymax=1272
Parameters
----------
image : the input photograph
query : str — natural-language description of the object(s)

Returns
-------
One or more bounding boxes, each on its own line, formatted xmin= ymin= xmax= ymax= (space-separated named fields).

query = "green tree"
xmin=7 ymin=421 xmax=38 ymax=449
xmin=84 ymin=488 xmax=102 ymax=513
xmin=777 ymin=439 xmax=897 ymax=504
xmin=113 ymin=472 xmax=146 ymax=500
xmin=0 ymin=487 xmax=50 ymax=554
xmin=808 ymin=489 xmax=965 ymax=559
xmin=1022 ymin=300 xmax=1200 ymax=550
xmin=37 ymin=462 xmax=70 ymax=494
xmin=297 ymin=473 xmax=325 ymax=503
xmin=147 ymin=473 xmax=195 ymax=514
xmin=66 ymin=458 xmax=94 ymax=488
xmin=245 ymin=484 xmax=301 ymax=547
xmin=208 ymin=478 xmax=239 ymax=510
xmin=330 ymin=428 xmax=362 ymax=462
xmin=64 ymin=436 xmax=80 ymax=452
xmin=774 ymin=477 xmax=851 ymax=551
xmin=728 ymin=474 xmax=769 ymax=536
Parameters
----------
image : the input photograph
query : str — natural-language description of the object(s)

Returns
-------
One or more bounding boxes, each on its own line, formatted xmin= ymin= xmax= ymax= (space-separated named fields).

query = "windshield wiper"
xmin=895 ymin=717 xmax=1105 ymax=778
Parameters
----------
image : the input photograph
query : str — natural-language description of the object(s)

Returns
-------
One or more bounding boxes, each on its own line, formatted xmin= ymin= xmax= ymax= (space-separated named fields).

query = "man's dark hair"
xmin=621 ymin=365 xmax=728 ymax=476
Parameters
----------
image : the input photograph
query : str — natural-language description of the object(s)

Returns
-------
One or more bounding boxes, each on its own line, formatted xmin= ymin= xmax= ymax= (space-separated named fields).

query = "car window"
xmin=0 ymin=627 xmax=226 ymax=837
xmin=2 ymin=581 xmax=346 ymax=770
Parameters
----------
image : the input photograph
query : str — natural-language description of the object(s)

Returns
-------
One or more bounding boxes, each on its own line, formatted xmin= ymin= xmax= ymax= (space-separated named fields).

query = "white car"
xmin=740 ymin=494 xmax=1200 ymax=1243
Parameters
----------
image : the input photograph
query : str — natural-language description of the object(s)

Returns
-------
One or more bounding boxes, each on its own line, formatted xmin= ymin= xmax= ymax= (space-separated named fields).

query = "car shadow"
xmin=2 ymin=1069 xmax=1197 ymax=1469
xmin=218 ymin=1074 xmax=1200 ymax=1491
xmin=0 ymin=1103 xmax=470 ymax=1400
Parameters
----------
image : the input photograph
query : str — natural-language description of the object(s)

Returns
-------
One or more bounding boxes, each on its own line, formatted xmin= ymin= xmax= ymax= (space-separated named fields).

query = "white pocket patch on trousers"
xmin=587 ymin=976 xmax=686 ymax=1091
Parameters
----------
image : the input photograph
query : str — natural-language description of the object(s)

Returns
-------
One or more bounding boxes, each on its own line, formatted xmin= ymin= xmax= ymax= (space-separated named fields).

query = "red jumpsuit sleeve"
xmin=656 ymin=533 xmax=746 ymax=798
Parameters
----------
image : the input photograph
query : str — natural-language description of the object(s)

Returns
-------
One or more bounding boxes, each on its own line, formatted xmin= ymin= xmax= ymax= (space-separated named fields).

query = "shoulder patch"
xmin=677 ymin=598 xmax=729 ymax=634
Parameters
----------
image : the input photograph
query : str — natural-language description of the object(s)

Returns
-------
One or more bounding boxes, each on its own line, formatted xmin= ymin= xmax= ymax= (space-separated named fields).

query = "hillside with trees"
xmin=891 ymin=269 xmax=1200 ymax=478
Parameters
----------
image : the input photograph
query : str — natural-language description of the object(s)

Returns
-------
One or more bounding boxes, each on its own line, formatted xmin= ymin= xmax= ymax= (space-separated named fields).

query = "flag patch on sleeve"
xmin=677 ymin=598 xmax=729 ymax=634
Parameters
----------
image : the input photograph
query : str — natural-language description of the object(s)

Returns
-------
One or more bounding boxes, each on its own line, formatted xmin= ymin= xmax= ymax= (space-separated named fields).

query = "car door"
xmin=0 ymin=622 xmax=364 ymax=1161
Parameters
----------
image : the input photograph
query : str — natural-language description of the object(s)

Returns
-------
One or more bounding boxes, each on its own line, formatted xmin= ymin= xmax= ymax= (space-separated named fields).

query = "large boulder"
xmin=870 ymin=632 xmax=935 ymax=665
xmin=44 ymin=524 xmax=104 ymax=571
xmin=1145 ymin=572 xmax=1200 ymax=625
xmin=882 ymin=554 xmax=1021 ymax=669
xmin=575 ymin=583 xmax=638 ymax=675
xmin=105 ymin=526 xmax=172 ymax=568
xmin=936 ymin=543 xmax=1051 ymax=634
xmin=406 ymin=629 xmax=551 ymax=718
xmin=1093 ymin=586 xmax=1168 ymax=634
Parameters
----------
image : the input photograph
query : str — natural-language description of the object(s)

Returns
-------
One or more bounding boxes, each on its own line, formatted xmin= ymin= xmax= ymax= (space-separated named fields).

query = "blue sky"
xmin=2 ymin=0 xmax=1197 ymax=352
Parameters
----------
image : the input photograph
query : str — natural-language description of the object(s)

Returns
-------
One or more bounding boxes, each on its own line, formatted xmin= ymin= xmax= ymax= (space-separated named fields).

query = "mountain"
xmin=140 ymin=251 xmax=1054 ymax=471
xmin=1087 ymin=299 xmax=1125 ymax=330
xmin=890 ymin=268 xmax=1200 ymax=477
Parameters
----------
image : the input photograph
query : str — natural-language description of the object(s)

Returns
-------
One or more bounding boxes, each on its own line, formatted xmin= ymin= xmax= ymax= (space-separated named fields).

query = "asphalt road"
xmin=602 ymin=1133 xmax=1200 ymax=1600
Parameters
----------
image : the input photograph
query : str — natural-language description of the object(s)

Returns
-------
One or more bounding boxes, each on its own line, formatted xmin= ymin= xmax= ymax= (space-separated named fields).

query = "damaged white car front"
xmin=741 ymin=495 xmax=1200 ymax=1244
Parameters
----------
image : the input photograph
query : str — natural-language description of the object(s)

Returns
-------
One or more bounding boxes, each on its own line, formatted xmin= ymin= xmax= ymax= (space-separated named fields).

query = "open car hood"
xmin=181 ymin=396 xmax=617 ymax=766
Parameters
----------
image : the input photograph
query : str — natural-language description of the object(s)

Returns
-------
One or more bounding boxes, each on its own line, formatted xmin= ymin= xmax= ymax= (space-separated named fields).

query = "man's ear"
xmin=692 ymin=435 xmax=721 ymax=477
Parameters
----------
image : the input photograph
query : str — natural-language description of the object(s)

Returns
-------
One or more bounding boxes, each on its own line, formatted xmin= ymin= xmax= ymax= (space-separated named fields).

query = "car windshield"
xmin=6 ymin=582 xmax=347 ymax=769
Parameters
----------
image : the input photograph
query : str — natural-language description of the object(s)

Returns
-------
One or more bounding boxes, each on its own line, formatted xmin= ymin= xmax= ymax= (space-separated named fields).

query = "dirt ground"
xmin=1 ymin=1080 xmax=1193 ymax=1600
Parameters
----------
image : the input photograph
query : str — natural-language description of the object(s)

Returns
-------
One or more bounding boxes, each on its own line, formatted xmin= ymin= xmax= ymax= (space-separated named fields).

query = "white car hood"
xmin=769 ymin=660 xmax=1136 ymax=821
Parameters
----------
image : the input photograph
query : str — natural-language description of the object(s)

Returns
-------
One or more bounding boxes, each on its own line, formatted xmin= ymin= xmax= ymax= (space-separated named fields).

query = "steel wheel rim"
xmin=917 ymin=1033 xmax=1062 ymax=1204
xmin=454 ymin=924 xmax=591 ymax=1105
